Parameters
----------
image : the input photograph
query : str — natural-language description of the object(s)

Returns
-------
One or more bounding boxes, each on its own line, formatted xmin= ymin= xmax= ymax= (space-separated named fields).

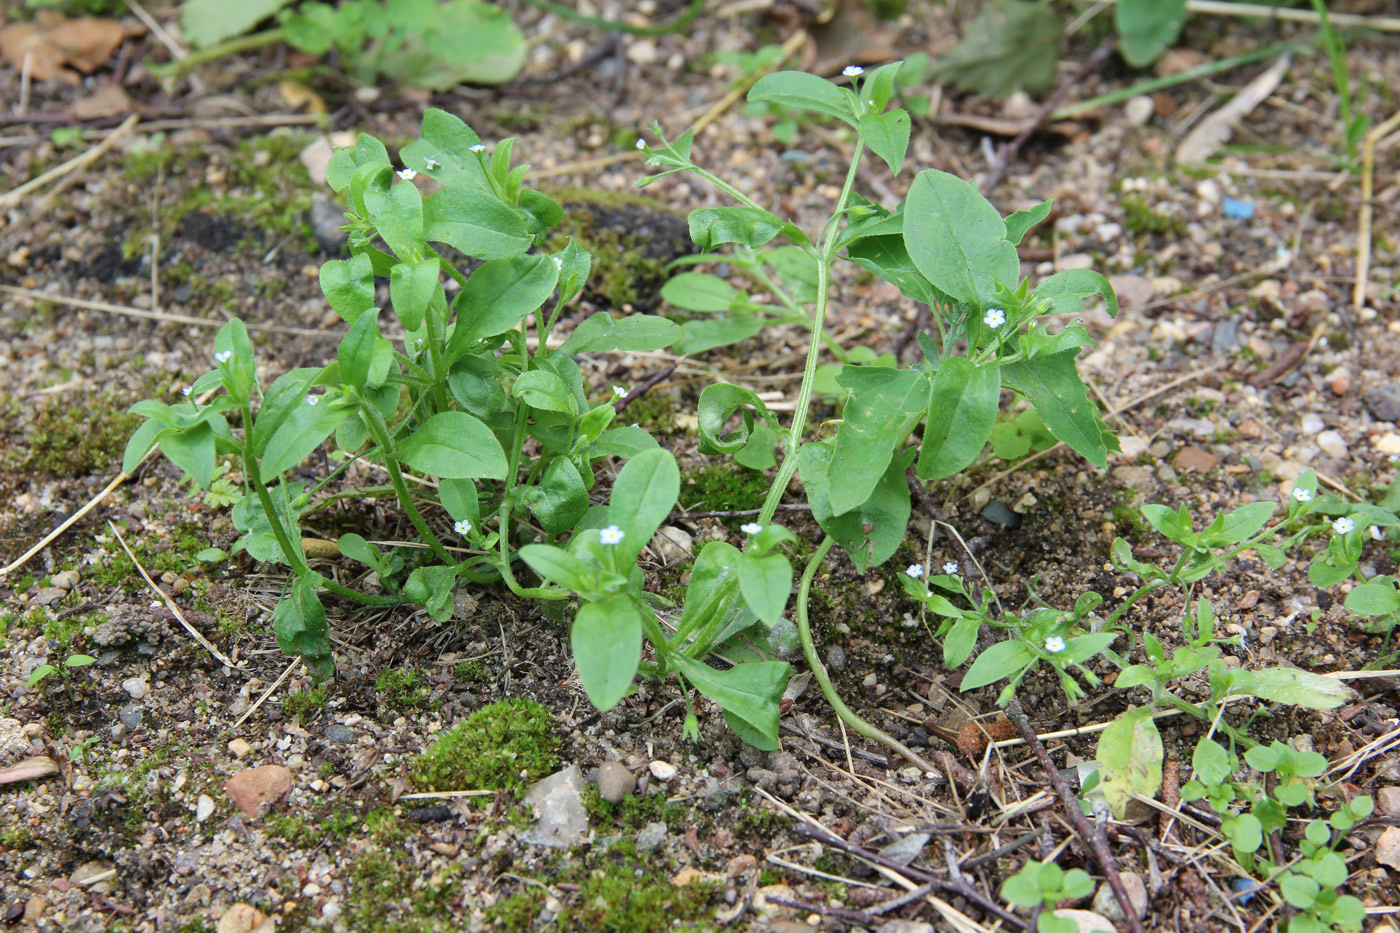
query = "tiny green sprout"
xmin=1002 ymin=860 xmax=1096 ymax=933
xmin=28 ymin=653 xmax=96 ymax=704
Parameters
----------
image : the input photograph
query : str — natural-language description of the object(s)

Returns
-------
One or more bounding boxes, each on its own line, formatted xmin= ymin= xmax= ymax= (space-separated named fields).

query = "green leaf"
xmin=338 ymin=308 xmax=382 ymax=391
xmin=64 ymin=654 xmax=96 ymax=668
xmin=401 ymin=109 xmax=490 ymax=190
xmin=830 ymin=367 xmax=928 ymax=514
xmin=1033 ymin=269 xmax=1119 ymax=319
xmin=918 ymin=357 xmax=1001 ymax=480
xmin=363 ymin=176 xmax=426 ymax=260
xmin=394 ymin=411 xmax=508 ymax=480
xmin=273 ymin=575 xmax=334 ymax=680
xmin=1192 ymin=737 xmax=1232 ymax=786
xmin=844 ymin=234 xmax=946 ymax=306
xmin=249 ymin=368 xmax=320 ymax=457
xmin=590 ymin=426 xmax=660 ymax=459
xmin=513 ymin=370 xmax=576 ymax=416
xmin=661 ymin=272 xmax=743 ymax=313
xmin=1140 ymin=503 xmax=1194 ymax=547
xmin=573 ymin=595 xmax=642 ymax=711
xmin=27 ymin=665 xmax=56 ymax=687
xmin=738 ymin=553 xmax=792 ymax=626
xmin=1232 ymin=667 xmax=1351 ymax=709
xmin=122 ymin=418 xmax=167 ymax=476
xmin=1116 ymin=0 xmax=1187 ymax=68
xmin=904 ymin=169 xmax=1019 ymax=306
xmin=320 ymin=252 xmax=376 ymax=322
xmin=697 ymin=384 xmax=775 ymax=456
xmin=161 ymin=421 xmax=217 ymax=489
xmin=1345 ymin=577 xmax=1400 ymax=617
xmin=182 ymin=0 xmax=292 ymax=47
xmin=1115 ymin=664 xmax=1156 ymax=689
xmin=607 ymin=448 xmax=680 ymax=565
xmin=422 ymin=188 xmax=531 ymax=259
xmin=554 ymin=239 xmax=592 ymax=307
xmin=389 ymin=259 xmax=441 ymax=333
xmin=326 ymin=133 xmax=390 ymax=194
xmin=1004 ymin=200 xmax=1052 ymax=246
xmin=670 ymin=655 xmax=789 ymax=751
xmin=858 ymin=110 xmax=911 ymax=175
xmin=450 ymin=255 xmax=559 ymax=350
xmin=1000 ymin=870 xmax=1044 ymax=908
xmin=1001 ymin=350 xmax=1115 ymax=468
xmin=748 ymin=71 xmax=857 ymax=126
xmin=371 ymin=0 xmax=526 ymax=90
xmin=520 ymin=545 xmax=601 ymax=595
xmin=929 ymin=0 xmax=1063 ymax=96
xmin=523 ymin=457 xmax=589 ymax=534
xmin=799 ymin=441 xmax=911 ymax=572
xmin=558 ymin=313 xmax=680 ymax=356
xmin=672 ymin=317 xmax=765 ymax=355
xmin=1096 ymin=708 xmax=1164 ymax=819
xmin=336 ymin=533 xmax=386 ymax=574
xmin=688 ymin=207 xmax=787 ymax=251
xmin=943 ymin=616 xmax=980 ymax=669
xmin=1200 ymin=500 xmax=1277 ymax=547
xmin=403 ymin=564 xmax=457 ymax=622
xmin=260 ymin=394 xmax=352 ymax=477
xmin=960 ymin=638 xmax=1033 ymax=692
xmin=1279 ymin=873 xmax=1320 ymax=910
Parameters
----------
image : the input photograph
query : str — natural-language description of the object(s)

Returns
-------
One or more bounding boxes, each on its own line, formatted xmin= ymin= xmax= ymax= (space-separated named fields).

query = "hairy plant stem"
xmin=757 ymin=141 xmax=866 ymax=528
xmin=797 ymin=536 xmax=938 ymax=772
xmin=359 ymin=402 xmax=454 ymax=564
xmin=244 ymin=439 xmax=395 ymax=606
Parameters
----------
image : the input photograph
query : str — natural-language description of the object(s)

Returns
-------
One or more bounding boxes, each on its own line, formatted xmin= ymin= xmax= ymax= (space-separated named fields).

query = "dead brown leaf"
xmin=71 ymin=83 xmax=134 ymax=121
xmin=0 ymin=12 xmax=125 ymax=83
xmin=0 ymin=755 xmax=59 ymax=785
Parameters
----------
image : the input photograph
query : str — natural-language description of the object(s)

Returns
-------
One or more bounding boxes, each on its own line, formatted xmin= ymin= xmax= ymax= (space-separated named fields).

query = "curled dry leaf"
xmin=0 ymin=12 xmax=125 ymax=83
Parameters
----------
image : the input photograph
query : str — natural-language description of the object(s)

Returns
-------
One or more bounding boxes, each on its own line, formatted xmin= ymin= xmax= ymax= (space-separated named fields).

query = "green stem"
xmin=757 ymin=141 xmax=866 ymax=527
xmin=145 ymin=28 xmax=288 ymax=81
xmin=359 ymin=402 xmax=454 ymax=564
xmin=797 ymin=536 xmax=938 ymax=771
xmin=493 ymin=406 xmax=570 ymax=600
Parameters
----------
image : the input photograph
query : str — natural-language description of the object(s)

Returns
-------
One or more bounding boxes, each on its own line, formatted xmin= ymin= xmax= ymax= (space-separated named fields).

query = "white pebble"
xmin=195 ymin=795 xmax=215 ymax=822
xmin=648 ymin=760 xmax=678 ymax=781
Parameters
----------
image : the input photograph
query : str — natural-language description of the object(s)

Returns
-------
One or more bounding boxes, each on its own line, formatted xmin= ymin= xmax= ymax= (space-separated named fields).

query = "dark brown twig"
xmin=1005 ymin=699 xmax=1145 ymax=933
xmin=792 ymin=822 xmax=1028 ymax=929
xmin=982 ymin=39 xmax=1117 ymax=195
xmin=613 ymin=361 xmax=678 ymax=414
xmin=667 ymin=503 xmax=811 ymax=521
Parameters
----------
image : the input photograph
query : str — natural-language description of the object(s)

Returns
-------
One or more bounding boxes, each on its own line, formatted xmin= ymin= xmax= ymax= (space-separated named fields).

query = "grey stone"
xmin=118 ymin=705 xmax=143 ymax=730
xmin=121 ymin=677 xmax=149 ymax=700
xmin=50 ymin=570 xmax=79 ymax=590
xmin=1210 ymin=319 xmax=1239 ymax=353
xmin=1301 ymin=413 xmax=1326 ymax=435
xmin=1364 ymin=384 xmax=1400 ymax=423
xmin=0 ymin=718 xmax=31 ymax=766
xmin=595 ymin=761 xmax=635 ymax=804
xmin=323 ymin=724 xmax=355 ymax=744
xmin=700 ymin=787 xmax=731 ymax=812
xmin=878 ymin=832 xmax=930 ymax=867
xmin=824 ymin=645 xmax=846 ymax=671
xmin=982 ymin=500 xmax=1022 ymax=530
xmin=523 ymin=766 xmax=588 ymax=848
xmin=310 ymin=200 xmax=349 ymax=254
xmin=1092 ymin=872 xmax=1149 ymax=922
xmin=635 ymin=821 xmax=667 ymax=853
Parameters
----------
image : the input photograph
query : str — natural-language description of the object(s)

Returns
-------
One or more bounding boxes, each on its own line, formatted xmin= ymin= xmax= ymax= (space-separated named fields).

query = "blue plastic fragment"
xmin=1222 ymin=197 xmax=1255 ymax=219
xmin=1230 ymin=877 xmax=1260 ymax=904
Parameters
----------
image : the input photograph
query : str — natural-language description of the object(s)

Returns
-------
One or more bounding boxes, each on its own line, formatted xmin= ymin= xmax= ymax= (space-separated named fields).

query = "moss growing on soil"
xmin=408 ymin=697 xmax=558 ymax=794
xmin=544 ymin=187 xmax=691 ymax=309
xmin=680 ymin=463 xmax=769 ymax=513
xmin=0 ymin=391 xmax=142 ymax=477
xmin=489 ymin=859 xmax=719 ymax=932
xmin=376 ymin=668 xmax=437 ymax=711
xmin=1122 ymin=195 xmax=1186 ymax=236
xmin=282 ymin=685 xmax=328 ymax=718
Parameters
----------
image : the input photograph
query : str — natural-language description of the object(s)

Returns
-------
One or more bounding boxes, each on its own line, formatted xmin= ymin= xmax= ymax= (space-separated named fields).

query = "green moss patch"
xmin=408 ymin=697 xmax=558 ymax=794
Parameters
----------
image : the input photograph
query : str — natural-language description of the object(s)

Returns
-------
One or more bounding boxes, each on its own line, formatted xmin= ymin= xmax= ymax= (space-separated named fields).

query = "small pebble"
xmin=1124 ymin=95 xmax=1155 ymax=127
xmin=121 ymin=678 xmax=150 ymax=700
xmin=648 ymin=760 xmax=678 ymax=781
xmin=195 ymin=794 xmax=215 ymax=822
xmin=117 ymin=705 xmax=143 ymax=730
xmin=596 ymin=761 xmax=636 ymax=803
xmin=636 ymin=821 xmax=667 ymax=853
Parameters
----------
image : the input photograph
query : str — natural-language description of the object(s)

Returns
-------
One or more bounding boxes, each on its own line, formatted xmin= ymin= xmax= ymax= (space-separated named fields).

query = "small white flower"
xmin=305 ymin=394 xmax=319 ymax=406
xmin=843 ymin=65 xmax=864 ymax=77
xmin=1291 ymin=487 xmax=1313 ymax=503
xmin=552 ymin=256 xmax=563 ymax=270
xmin=635 ymin=138 xmax=647 ymax=150
xmin=1333 ymin=516 xmax=1355 ymax=535
xmin=599 ymin=525 xmax=625 ymax=545
xmin=1044 ymin=636 xmax=1066 ymax=654
xmin=397 ymin=168 xmax=418 ymax=180
xmin=741 ymin=523 xmax=763 ymax=535
xmin=214 ymin=350 xmax=232 ymax=364
xmin=469 ymin=144 xmax=486 ymax=154
xmin=181 ymin=386 xmax=192 ymax=397
xmin=983 ymin=308 xmax=1007 ymax=328
xmin=1370 ymin=525 xmax=1386 ymax=541
xmin=454 ymin=519 xmax=472 ymax=536
xmin=943 ymin=561 xmax=959 ymax=575
xmin=906 ymin=563 xmax=923 ymax=578
xmin=612 ymin=385 xmax=629 ymax=399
